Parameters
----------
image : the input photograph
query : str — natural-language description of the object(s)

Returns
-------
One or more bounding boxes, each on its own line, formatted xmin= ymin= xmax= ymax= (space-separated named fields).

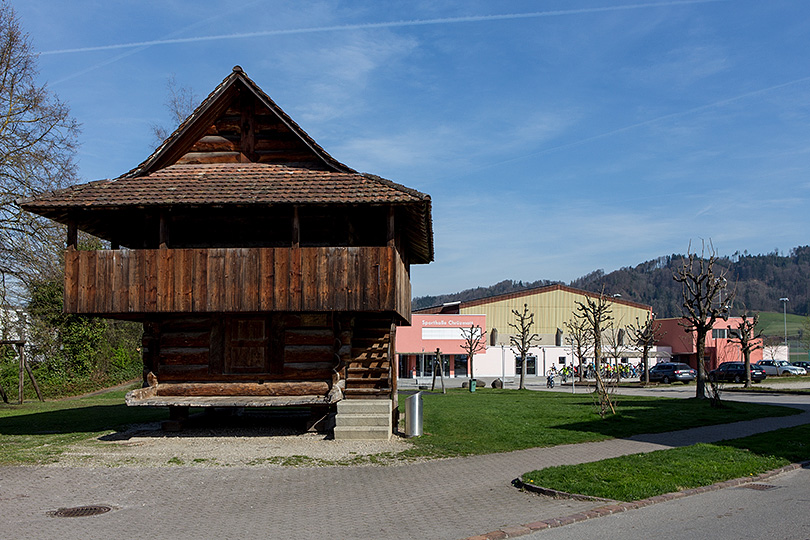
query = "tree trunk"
xmin=695 ymin=329 xmax=707 ymax=399
xmin=519 ymin=358 xmax=525 ymax=390
xmin=743 ymin=349 xmax=752 ymax=388
xmin=642 ymin=345 xmax=650 ymax=384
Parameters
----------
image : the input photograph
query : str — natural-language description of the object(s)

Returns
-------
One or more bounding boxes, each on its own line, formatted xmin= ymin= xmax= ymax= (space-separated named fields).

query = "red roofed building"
xmin=656 ymin=317 xmax=763 ymax=370
xmin=21 ymin=67 xmax=433 ymax=438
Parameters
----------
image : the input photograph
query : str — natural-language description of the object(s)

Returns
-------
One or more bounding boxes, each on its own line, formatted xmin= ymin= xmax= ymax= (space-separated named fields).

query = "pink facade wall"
xmin=657 ymin=317 xmax=763 ymax=368
xmin=396 ymin=314 xmax=487 ymax=378
xmin=396 ymin=314 xmax=487 ymax=355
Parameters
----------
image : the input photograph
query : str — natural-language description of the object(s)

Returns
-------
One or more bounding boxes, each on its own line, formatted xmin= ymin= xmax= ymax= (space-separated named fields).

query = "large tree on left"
xmin=0 ymin=1 xmax=79 ymax=302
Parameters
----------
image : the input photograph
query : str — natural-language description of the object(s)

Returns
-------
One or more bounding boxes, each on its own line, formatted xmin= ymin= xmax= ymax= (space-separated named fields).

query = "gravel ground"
xmin=52 ymin=411 xmax=417 ymax=468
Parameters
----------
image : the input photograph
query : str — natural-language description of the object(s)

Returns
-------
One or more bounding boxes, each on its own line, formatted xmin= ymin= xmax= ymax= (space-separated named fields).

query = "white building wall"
xmin=472 ymin=344 xmax=673 ymax=377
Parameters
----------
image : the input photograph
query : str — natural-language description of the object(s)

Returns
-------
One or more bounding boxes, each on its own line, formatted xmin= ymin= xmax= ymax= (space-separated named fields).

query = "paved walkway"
xmin=2 ymin=393 xmax=809 ymax=540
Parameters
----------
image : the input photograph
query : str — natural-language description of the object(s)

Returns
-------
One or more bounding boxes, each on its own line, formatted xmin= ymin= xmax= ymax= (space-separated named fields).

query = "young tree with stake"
xmin=460 ymin=324 xmax=486 ymax=391
xmin=509 ymin=304 xmax=538 ymax=390
xmin=727 ymin=312 xmax=763 ymax=388
xmin=626 ymin=312 xmax=665 ymax=385
xmin=673 ymin=242 xmax=733 ymax=403
xmin=574 ymin=291 xmax=615 ymax=416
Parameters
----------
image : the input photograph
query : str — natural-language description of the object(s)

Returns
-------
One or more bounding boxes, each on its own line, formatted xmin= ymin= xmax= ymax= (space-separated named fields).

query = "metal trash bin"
xmin=405 ymin=392 xmax=423 ymax=437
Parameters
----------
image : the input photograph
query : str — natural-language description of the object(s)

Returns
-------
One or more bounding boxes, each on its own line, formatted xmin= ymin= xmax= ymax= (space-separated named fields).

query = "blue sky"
xmin=17 ymin=0 xmax=810 ymax=297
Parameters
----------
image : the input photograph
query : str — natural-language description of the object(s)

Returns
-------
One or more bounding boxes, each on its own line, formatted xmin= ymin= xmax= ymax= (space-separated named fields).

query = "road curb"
xmin=461 ymin=461 xmax=809 ymax=540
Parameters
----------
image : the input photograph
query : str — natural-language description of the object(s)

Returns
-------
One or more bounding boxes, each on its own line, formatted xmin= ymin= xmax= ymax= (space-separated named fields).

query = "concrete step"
xmin=333 ymin=425 xmax=392 ymax=441
xmin=337 ymin=399 xmax=392 ymax=415
xmin=333 ymin=399 xmax=393 ymax=440
xmin=335 ymin=414 xmax=390 ymax=427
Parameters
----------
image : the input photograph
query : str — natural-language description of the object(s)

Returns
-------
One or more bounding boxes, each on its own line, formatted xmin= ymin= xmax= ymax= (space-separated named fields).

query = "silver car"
xmin=755 ymin=360 xmax=807 ymax=376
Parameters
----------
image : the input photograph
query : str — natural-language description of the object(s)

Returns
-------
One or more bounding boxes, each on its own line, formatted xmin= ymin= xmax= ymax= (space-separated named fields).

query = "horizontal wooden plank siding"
xmin=64 ymin=247 xmax=410 ymax=320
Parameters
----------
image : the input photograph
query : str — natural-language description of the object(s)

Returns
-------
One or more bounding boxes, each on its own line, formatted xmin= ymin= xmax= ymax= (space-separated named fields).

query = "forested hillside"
xmin=413 ymin=246 xmax=810 ymax=317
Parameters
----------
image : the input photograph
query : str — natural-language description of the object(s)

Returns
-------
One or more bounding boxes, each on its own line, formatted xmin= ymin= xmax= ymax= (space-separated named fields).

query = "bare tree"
xmin=726 ymin=312 xmax=763 ymax=388
xmin=762 ymin=335 xmax=783 ymax=361
xmin=150 ymin=75 xmax=198 ymax=145
xmin=509 ymin=304 xmax=538 ymax=390
xmin=673 ymin=242 xmax=733 ymax=403
xmin=574 ymin=291 xmax=614 ymax=416
xmin=626 ymin=312 xmax=665 ymax=385
xmin=0 ymin=3 xmax=80 ymax=301
xmin=564 ymin=316 xmax=592 ymax=383
xmin=459 ymin=324 xmax=486 ymax=391
xmin=602 ymin=321 xmax=626 ymax=383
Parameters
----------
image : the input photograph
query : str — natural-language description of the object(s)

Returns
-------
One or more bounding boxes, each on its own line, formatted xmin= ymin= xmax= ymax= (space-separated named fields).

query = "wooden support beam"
xmin=67 ymin=219 xmax=77 ymax=251
xmin=292 ymin=206 xmax=300 ymax=248
xmin=159 ymin=211 xmax=170 ymax=249
xmin=387 ymin=206 xmax=395 ymax=248
xmin=240 ymin=93 xmax=256 ymax=162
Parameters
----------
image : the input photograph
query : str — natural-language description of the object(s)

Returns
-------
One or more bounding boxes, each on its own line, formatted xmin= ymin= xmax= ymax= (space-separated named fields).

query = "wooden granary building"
xmin=21 ymin=67 xmax=433 ymax=438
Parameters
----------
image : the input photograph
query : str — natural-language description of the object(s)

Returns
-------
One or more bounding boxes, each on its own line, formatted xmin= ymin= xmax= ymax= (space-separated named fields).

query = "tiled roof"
xmin=21 ymin=163 xmax=430 ymax=209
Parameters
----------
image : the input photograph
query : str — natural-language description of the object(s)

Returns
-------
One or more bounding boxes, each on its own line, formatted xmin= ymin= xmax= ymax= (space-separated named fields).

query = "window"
xmin=712 ymin=329 xmax=728 ymax=339
xmin=454 ymin=354 xmax=468 ymax=377
xmin=421 ymin=327 xmax=482 ymax=340
xmin=558 ymin=356 xmax=566 ymax=365
xmin=516 ymin=355 xmax=537 ymax=375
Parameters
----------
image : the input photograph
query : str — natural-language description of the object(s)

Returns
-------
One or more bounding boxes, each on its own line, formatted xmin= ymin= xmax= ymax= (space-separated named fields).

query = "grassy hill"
xmin=756 ymin=312 xmax=806 ymax=338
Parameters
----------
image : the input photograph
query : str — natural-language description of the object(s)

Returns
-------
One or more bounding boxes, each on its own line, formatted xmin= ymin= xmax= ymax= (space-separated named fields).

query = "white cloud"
xmin=276 ymin=32 xmax=419 ymax=123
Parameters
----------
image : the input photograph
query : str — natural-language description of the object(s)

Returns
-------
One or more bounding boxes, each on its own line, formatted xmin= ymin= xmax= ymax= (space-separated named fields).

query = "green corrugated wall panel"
xmin=459 ymin=289 xmax=650 ymax=336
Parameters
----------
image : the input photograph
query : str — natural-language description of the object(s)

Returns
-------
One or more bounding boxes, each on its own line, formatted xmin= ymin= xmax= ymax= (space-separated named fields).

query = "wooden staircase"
xmin=343 ymin=317 xmax=394 ymax=399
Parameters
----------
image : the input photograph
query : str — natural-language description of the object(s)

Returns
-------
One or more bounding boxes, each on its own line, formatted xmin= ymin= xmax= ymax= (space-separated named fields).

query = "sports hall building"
xmin=396 ymin=284 xmax=658 ymax=380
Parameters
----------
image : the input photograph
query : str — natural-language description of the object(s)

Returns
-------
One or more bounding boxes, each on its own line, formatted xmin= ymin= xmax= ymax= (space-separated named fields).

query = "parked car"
xmin=647 ymin=362 xmax=696 ymax=384
xmin=755 ymin=360 xmax=807 ymax=376
xmin=708 ymin=362 xmax=766 ymax=383
xmin=791 ymin=360 xmax=810 ymax=373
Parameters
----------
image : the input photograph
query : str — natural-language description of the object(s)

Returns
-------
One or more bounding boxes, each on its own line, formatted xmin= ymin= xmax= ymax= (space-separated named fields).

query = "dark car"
xmin=791 ymin=360 xmax=810 ymax=373
xmin=648 ymin=362 xmax=696 ymax=384
xmin=708 ymin=362 xmax=766 ymax=383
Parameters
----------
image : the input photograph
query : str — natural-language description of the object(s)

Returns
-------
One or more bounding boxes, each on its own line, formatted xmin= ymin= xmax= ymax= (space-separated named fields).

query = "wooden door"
xmin=225 ymin=317 xmax=269 ymax=373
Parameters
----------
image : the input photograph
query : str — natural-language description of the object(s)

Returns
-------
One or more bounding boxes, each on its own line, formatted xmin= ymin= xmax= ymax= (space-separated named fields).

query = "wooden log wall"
xmin=177 ymin=100 xmax=326 ymax=168
xmin=147 ymin=313 xmax=354 ymax=394
xmin=64 ymin=246 xmax=410 ymax=320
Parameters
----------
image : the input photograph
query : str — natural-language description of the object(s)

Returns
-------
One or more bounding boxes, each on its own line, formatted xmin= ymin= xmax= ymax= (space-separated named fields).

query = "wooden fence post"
xmin=21 ymin=344 xmax=43 ymax=402
xmin=18 ymin=344 xmax=24 ymax=404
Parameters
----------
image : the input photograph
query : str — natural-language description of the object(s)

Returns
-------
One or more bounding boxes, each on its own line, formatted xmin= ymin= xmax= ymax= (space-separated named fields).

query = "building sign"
xmin=396 ymin=314 xmax=487 ymax=354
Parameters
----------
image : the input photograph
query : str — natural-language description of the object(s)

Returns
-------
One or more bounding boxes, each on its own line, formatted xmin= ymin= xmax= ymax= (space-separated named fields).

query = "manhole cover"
xmin=738 ymin=483 xmax=779 ymax=491
xmin=48 ymin=505 xmax=113 ymax=518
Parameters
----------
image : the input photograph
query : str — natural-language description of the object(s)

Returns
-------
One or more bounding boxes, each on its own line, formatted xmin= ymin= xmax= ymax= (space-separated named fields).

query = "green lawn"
xmin=522 ymin=424 xmax=810 ymax=501
xmin=0 ymin=385 xmax=165 ymax=464
xmin=400 ymin=388 xmax=800 ymax=458
xmin=0 ymin=385 xmax=802 ymax=466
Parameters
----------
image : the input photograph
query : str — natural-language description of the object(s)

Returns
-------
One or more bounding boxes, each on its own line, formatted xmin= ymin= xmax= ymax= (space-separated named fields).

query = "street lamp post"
xmin=780 ymin=297 xmax=789 ymax=358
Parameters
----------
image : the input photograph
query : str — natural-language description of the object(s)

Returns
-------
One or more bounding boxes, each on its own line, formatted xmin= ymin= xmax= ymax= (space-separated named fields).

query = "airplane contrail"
xmin=449 ymin=74 xmax=810 ymax=176
xmin=39 ymin=0 xmax=725 ymax=56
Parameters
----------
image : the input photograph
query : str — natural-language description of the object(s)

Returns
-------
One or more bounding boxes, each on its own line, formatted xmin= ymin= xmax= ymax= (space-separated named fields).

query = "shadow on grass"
xmin=0 ymin=404 xmax=325 ymax=440
xmin=0 ymin=404 xmax=166 ymax=436
xmin=716 ymin=423 xmax=810 ymax=463
xmin=546 ymin=397 xmax=803 ymax=443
